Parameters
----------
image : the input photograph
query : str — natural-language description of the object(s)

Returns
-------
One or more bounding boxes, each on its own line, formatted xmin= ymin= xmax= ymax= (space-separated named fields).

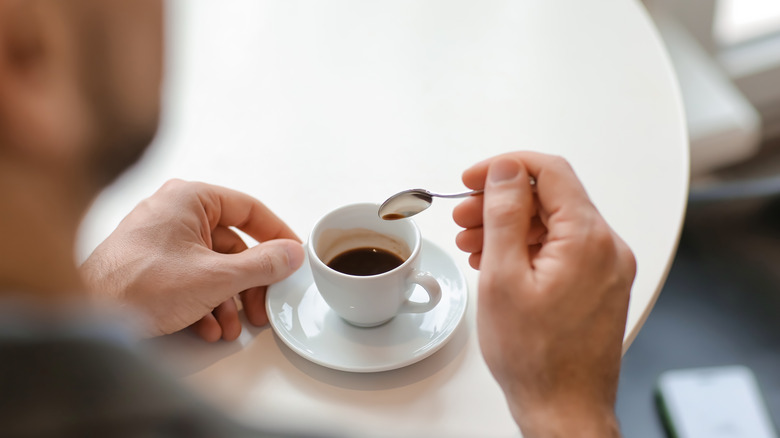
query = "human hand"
xmin=80 ymin=179 xmax=304 ymax=341
xmin=453 ymin=153 xmax=635 ymax=437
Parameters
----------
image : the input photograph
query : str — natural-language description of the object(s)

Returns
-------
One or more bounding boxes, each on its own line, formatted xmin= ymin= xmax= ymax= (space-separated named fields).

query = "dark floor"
xmin=616 ymin=197 xmax=780 ymax=437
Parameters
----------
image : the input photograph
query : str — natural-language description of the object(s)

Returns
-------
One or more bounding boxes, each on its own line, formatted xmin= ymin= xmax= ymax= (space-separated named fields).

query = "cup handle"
xmin=398 ymin=270 xmax=442 ymax=314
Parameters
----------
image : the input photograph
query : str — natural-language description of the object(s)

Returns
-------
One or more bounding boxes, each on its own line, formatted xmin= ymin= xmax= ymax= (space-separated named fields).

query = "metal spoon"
xmin=378 ymin=189 xmax=483 ymax=220
xmin=378 ymin=177 xmax=536 ymax=220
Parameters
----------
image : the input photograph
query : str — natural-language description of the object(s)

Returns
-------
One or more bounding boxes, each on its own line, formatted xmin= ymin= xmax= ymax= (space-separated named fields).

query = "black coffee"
xmin=381 ymin=213 xmax=406 ymax=220
xmin=327 ymin=247 xmax=405 ymax=276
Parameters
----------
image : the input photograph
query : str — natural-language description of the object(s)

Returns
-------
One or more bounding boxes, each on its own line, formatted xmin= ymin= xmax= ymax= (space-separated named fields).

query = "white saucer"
xmin=266 ymin=239 xmax=468 ymax=373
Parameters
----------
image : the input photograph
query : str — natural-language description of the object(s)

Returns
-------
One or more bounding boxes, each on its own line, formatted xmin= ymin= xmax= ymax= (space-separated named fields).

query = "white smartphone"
xmin=655 ymin=366 xmax=777 ymax=438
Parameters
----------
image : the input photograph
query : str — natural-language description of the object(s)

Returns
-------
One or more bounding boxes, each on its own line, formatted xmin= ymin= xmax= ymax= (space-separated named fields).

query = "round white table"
xmin=78 ymin=1 xmax=688 ymax=436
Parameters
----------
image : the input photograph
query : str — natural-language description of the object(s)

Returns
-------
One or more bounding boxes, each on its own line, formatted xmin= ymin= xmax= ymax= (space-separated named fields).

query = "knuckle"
xmin=134 ymin=196 xmax=156 ymax=215
xmin=147 ymin=179 xmax=197 ymax=217
xmin=619 ymin=241 xmax=638 ymax=280
xmin=589 ymin=220 xmax=615 ymax=249
xmin=576 ymin=210 xmax=613 ymax=251
xmin=484 ymin=198 xmax=523 ymax=227
xmin=587 ymin=218 xmax=637 ymax=282
xmin=546 ymin=155 xmax=579 ymax=181
xmin=255 ymin=251 xmax=281 ymax=278
xmin=548 ymin=154 xmax=572 ymax=171
xmin=160 ymin=178 xmax=187 ymax=192
xmin=584 ymin=222 xmax=637 ymax=292
xmin=159 ymin=179 xmax=206 ymax=198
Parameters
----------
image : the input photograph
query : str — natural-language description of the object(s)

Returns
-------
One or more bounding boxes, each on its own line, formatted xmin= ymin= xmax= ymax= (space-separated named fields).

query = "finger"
xmin=464 ymin=152 xmax=592 ymax=217
xmin=458 ymin=219 xmax=545 ymax=254
xmin=211 ymin=228 xmax=270 ymax=328
xmin=211 ymin=226 xmax=248 ymax=254
xmin=190 ymin=314 xmax=222 ymax=343
xmin=468 ymin=252 xmax=482 ymax=270
xmin=216 ymin=239 xmax=305 ymax=293
xmin=241 ymin=286 xmax=269 ymax=327
xmin=456 ymin=228 xmax=483 ymax=253
xmin=213 ymin=297 xmax=242 ymax=341
xmin=462 ymin=152 xmax=528 ymax=190
xmin=462 ymin=156 xmax=494 ymax=191
xmin=194 ymin=182 xmax=301 ymax=243
xmin=480 ymin=157 xmax=534 ymax=272
xmin=453 ymin=195 xmax=484 ymax=229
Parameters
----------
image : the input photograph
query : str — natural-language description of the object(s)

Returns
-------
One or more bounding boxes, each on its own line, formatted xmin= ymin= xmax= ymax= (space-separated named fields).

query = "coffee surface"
xmin=327 ymin=247 xmax=405 ymax=276
xmin=381 ymin=213 xmax=406 ymax=220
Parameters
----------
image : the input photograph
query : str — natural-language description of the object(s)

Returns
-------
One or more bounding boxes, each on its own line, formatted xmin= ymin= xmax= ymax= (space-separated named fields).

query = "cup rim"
xmin=307 ymin=203 xmax=421 ymax=279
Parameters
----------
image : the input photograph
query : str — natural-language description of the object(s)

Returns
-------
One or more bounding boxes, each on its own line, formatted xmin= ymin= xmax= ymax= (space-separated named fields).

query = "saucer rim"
xmin=266 ymin=238 xmax=468 ymax=373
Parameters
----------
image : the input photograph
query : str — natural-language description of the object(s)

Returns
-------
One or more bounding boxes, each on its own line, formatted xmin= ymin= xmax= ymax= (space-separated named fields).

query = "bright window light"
xmin=715 ymin=0 xmax=780 ymax=45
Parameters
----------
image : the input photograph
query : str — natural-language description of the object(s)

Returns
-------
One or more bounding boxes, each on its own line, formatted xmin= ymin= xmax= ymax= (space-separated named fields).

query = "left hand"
xmin=80 ymin=179 xmax=304 ymax=341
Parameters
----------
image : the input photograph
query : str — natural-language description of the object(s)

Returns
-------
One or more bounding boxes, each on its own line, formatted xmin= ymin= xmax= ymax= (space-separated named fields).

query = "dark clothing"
xmin=0 ymin=330 xmax=319 ymax=438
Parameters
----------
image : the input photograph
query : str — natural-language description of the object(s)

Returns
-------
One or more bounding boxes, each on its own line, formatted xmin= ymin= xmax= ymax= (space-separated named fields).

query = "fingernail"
xmin=489 ymin=158 xmax=520 ymax=183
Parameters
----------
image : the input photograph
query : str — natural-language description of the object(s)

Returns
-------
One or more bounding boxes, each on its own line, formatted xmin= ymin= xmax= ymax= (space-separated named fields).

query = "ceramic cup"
xmin=308 ymin=203 xmax=442 ymax=327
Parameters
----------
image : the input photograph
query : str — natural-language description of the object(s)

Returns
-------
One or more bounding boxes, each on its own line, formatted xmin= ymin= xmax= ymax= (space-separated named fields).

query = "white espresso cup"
xmin=308 ymin=203 xmax=442 ymax=327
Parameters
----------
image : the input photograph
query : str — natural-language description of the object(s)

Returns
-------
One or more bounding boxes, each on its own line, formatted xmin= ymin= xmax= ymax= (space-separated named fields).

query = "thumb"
xmin=226 ymin=239 xmax=305 ymax=291
xmin=481 ymin=157 xmax=534 ymax=271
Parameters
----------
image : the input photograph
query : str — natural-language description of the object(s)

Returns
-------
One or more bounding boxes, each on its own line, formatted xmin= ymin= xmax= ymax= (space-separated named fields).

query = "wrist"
xmin=508 ymin=398 xmax=621 ymax=438
xmin=79 ymin=250 xmax=127 ymax=302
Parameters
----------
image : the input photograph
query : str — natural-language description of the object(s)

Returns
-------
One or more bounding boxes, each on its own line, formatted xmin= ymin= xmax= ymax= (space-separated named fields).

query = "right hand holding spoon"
xmin=453 ymin=152 xmax=636 ymax=438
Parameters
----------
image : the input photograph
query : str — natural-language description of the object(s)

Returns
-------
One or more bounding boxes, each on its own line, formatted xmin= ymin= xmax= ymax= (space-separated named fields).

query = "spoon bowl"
xmin=379 ymin=177 xmax=535 ymax=220
xmin=379 ymin=189 xmax=482 ymax=220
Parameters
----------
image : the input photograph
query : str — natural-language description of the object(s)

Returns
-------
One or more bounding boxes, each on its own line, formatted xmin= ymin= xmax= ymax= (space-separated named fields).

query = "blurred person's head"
xmin=0 ymin=0 xmax=164 ymax=200
xmin=0 ymin=0 xmax=164 ymax=294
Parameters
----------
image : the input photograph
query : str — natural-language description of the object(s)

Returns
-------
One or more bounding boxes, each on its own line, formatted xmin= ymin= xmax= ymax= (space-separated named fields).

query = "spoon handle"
xmin=432 ymin=177 xmax=536 ymax=199
xmin=431 ymin=190 xmax=484 ymax=199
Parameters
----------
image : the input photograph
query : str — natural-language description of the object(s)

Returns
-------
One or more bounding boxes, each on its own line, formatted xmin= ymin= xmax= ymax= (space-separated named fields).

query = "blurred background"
xmin=619 ymin=1 xmax=780 ymax=436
